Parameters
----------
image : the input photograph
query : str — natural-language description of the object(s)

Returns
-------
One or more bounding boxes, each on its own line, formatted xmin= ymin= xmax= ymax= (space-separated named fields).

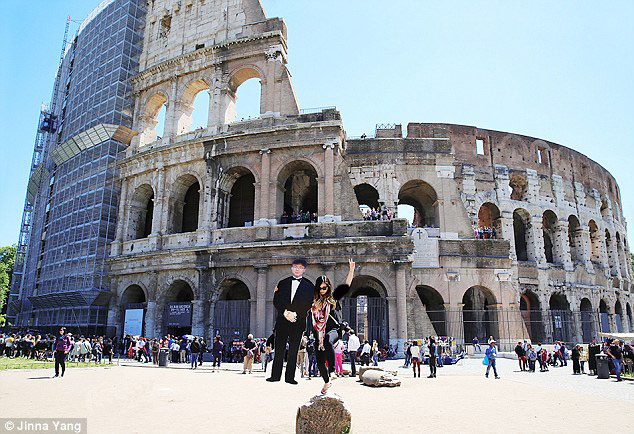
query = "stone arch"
xmin=276 ymin=160 xmax=319 ymax=222
xmin=579 ymin=297 xmax=594 ymax=343
xmin=520 ymin=289 xmax=544 ymax=343
xmin=477 ymin=202 xmax=501 ymax=239
xmin=549 ymin=293 xmax=572 ymax=343
xmin=462 ymin=286 xmax=498 ymax=344
xmin=217 ymin=166 xmax=256 ymax=228
xmin=224 ymin=66 xmax=263 ymax=124
xmin=615 ymin=232 xmax=627 ymax=277
xmin=605 ymin=230 xmax=618 ymax=276
xmin=415 ymin=285 xmax=446 ymax=336
xmin=568 ymin=215 xmax=583 ymax=265
xmin=600 ymin=199 xmax=610 ymax=220
xmin=398 ymin=180 xmax=438 ymax=227
xmin=214 ymin=278 xmax=252 ymax=343
xmin=513 ymin=208 xmax=530 ymax=261
xmin=588 ymin=220 xmax=602 ymax=266
xmin=615 ymin=300 xmax=624 ymax=333
xmin=168 ymin=174 xmax=202 ymax=234
xmin=354 ymin=183 xmax=380 ymax=211
xmin=138 ymin=91 xmax=168 ymax=146
xmin=120 ymin=284 xmax=147 ymax=337
xmin=160 ymin=279 xmax=195 ymax=336
xmin=175 ymin=78 xmax=210 ymax=134
xmin=127 ymin=184 xmax=154 ymax=240
xmin=599 ymin=298 xmax=611 ymax=332
xmin=340 ymin=275 xmax=389 ymax=346
xmin=626 ymin=302 xmax=633 ymax=333
xmin=542 ymin=210 xmax=559 ymax=264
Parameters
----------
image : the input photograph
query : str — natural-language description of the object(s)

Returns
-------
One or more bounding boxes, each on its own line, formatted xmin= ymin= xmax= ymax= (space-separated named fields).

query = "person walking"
xmin=306 ymin=336 xmax=317 ymax=379
xmin=360 ymin=340 xmax=371 ymax=367
xmin=371 ymin=340 xmax=379 ymax=366
xmin=212 ymin=336 xmax=223 ymax=369
xmin=607 ymin=339 xmax=624 ymax=382
xmin=472 ymin=336 xmax=481 ymax=353
xmin=346 ymin=330 xmax=360 ymax=377
xmin=571 ymin=344 xmax=581 ymax=374
xmin=333 ymin=338 xmax=345 ymax=377
xmin=53 ymin=328 xmax=72 ymax=378
xmin=410 ymin=341 xmax=421 ymax=377
xmin=527 ymin=344 xmax=537 ymax=372
xmin=515 ymin=341 xmax=527 ymax=371
xmin=485 ymin=340 xmax=500 ymax=379
xmin=427 ymin=337 xmax=437 ymax=378
xmin=242 ymin=334 xmax=256 ymax=374
xmin=297 ymin=334 xmax=308 ymax=378
xmin=190 ymin=337 xmax=201 ymax=370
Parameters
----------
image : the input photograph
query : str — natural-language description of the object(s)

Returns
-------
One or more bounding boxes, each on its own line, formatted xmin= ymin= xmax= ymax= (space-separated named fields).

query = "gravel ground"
xmin=0 ymin=357 xmax=631 ymax=433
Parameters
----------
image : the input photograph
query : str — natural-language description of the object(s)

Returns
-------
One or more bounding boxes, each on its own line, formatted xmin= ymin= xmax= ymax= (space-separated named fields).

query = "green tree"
xmin=0 ymin=245 xmax=17 ymax=318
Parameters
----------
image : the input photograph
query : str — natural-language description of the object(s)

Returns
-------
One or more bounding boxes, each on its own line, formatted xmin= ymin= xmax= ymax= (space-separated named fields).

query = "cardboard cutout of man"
xmin=266 ymin=258 xmax=314 ymax=384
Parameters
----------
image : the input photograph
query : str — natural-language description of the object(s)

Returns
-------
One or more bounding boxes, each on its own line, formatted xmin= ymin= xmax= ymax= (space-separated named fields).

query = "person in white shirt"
xmin=360 ymin=340 xmax=371 ymax=366
xmin=410 ymin=341 xmax=421 ymax=377
xmin=346 ymin=330 xmax=360 ymax=377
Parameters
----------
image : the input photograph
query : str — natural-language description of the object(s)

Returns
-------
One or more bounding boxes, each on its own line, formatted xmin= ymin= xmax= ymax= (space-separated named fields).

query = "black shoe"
xmin=266 ymin=377 xmax=280 ymax=382
xmin=53 ymin=374 xmax=59 ymax=378
xmin=427 ymin=375 xmax=434 ymax=378
xmin=285 ymin=379 xmax=298 ymax=385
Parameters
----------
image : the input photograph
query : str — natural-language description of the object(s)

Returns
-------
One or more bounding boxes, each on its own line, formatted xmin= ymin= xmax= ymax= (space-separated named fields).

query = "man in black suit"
xmin=267 ymin=258 xmax=314 ymax=384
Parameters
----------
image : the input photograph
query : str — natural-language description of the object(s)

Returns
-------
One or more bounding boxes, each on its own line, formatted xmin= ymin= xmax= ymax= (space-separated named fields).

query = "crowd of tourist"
xmin=473 ymin=225 xmax=497 ymax=239
xmin=279 ymin=210 xmax=318 ymax=224
xmin=361 ymin=206 xmax=396 ymax=221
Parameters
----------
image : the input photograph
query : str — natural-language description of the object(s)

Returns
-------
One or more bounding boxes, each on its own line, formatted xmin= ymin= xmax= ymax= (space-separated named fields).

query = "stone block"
xmin=360 ymin=369 xmax=401 ymax=387
xmin=296 ymin=394 xmax=351 ymax=434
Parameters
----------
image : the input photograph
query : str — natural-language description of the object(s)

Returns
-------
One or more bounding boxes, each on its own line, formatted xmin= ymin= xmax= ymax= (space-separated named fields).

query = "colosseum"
xmin=107 ymin=0 xmax=633 ymax=353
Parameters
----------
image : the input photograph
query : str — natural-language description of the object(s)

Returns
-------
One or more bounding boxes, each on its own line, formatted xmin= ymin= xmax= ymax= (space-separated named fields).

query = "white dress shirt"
xmin=291 ymin=278 xmax=300 ymax=302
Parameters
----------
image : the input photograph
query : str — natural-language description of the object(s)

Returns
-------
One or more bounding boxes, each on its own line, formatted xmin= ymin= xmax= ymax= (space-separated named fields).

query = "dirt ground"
xmin=0 ymin=358 xmax=631 ymax=433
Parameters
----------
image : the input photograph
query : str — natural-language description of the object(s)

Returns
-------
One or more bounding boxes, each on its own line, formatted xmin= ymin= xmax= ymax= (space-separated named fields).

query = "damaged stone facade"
xmin=107 ymin=0 xmax=633 ymax=352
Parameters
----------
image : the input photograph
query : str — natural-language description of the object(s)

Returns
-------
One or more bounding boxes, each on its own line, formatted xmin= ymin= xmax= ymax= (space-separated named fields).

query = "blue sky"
xmin=1 ymin=1 xmax=633 ymax=246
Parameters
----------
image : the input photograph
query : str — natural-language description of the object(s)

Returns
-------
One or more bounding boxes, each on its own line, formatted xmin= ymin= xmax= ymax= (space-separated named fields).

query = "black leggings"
xmin=54 ymin=351 xmax=66 ymax=376
xmin=315 ymin=330 xmax=337 ymax=383
xmin=429 ymin=356 xmax=437 ymax=376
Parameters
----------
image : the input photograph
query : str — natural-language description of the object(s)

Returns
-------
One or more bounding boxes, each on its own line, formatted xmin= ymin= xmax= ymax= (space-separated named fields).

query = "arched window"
xmin=568 ymin=215 xmax=583 ymax=265
xmin=276 ymin=161 xmax=318 ymax=223
xmin=599 ymin=299 xmax=610 ymax=332
xmin=477 ymin=203 xmax=501 ymax=239
xmin=513 ymin=209 xmax=530 ymax=261
xmin=588 ymin=220 xmax=601 ymax=266
xmin=169 ymin=175 xmax=200 ymax=234
xmin=542 ymin=210 xmax=559 ymax=264
xmin=227 ymin=170 xmax=256 ymax=228
xmin=224 ymin=68 xmax=262 ymax=124
xmin=162 ymin=280 xmax=195 ymax=336
xmin=605 ymin=230 xmax=618 ymax=276
xmin=120 ymin=285 xmax=147 ymax=337
xmin=340 ymin=276 xmax=389 ymax=346
xmin=139 ymin=93 xmax=167 ymax=146
xmin=615 ymin=301 xmax=624 ymax=333
xmin=127 ymin=184 xmax=154 ymax=240
xmin=354 ymin=184 xmax=381 ymax=220
xmin=398 ymin=180 xmax=438 ymax=227
xmin=176 ymin=80 xmax=210 ymax=134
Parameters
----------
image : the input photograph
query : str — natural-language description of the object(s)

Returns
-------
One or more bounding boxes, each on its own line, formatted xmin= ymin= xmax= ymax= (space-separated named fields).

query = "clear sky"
xmin=1 ymin=0 xmax=633 ymax=246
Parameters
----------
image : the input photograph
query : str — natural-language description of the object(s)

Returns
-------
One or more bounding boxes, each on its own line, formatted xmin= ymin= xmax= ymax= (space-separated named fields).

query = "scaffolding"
xmin=8 ymin=1 xmax=147 ymax=330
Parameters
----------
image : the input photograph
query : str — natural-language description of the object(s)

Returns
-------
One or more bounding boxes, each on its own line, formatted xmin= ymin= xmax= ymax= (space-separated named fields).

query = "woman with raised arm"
xmin=307 ymin=259 xmax=356 ymax=394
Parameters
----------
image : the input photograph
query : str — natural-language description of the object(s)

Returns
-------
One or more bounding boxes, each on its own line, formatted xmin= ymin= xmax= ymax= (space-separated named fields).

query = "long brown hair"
xmin=313 ymin=275 xmax=336 ymax=309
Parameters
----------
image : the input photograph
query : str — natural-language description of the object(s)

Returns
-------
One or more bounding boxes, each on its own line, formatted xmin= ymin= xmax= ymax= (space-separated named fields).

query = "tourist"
xmin=267 ymin=258 xmax=314 ymax=385
xmin=263 ymin=335 xmax=274 ymax=373
xmin=515 ymin=341 xmax=527 ymax=371
xmin=297 ymin=334 xmax=308 ymax=378
xmin=579 ymin=344 xmax=587 ymax=374
xmin=306 ymin=335 xmax=317 ymax=378
xmin=560 ymin=343 xmax=568 ymax=366
xmin=360 ymin=340 xmax=371 ymax=367
xmin=307 ymin=259 xmax=355 ymax=394
xmin=103 ymin=338 xmax=113 ymax=364
xmin=527 ymin=344 xmax=537 ymax=372
xmin=150 ymin=339 xmax=160 ymax=365
xmin=53 ymin=327 xmax=72 ymax=378
xmin=588 ymin=339 xmax=600 ymax=375
xmin=212 ymin=336 xmax=223 ymax=369
xmin=190 ymin=337 xmax=201 ymax=370
xmin=198 ymin=337 xmax=207 ymax=366
xmin=410 ymin=340 xmax=421 ymax=377
xmin=427 ymin=337 xmax=437 ymax=378
xmin=170 ymin=339 xmax=180 ymax=363
xmin=346 ymin=329 xmax=360 ymax=377
xmin=607 ymin=339 xmax=624 ymax=382
xmin=333 ymin=337 xmax=345 ymax=377
xmin=472 ymin=336 xmax=481 ymax=353
xmin=371 ymin=341 xmax=379 ymax=366
xmin=485 ymin=340 xmax=500 ymax=379
xmin=404 ymin=342 xmax=412 ymax=368
xmin=242 ymin=334 xmax=256 ymax=374
xmin=553 ymin=341 xmax=560 ymax=366
xmin=180 ymin=338 xmax=188 ymax=364
xmin=571 ymin=344 xmax=581 ymax=374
